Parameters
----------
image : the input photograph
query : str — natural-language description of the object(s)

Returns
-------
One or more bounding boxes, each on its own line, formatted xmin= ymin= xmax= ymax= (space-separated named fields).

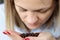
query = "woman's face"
xmin=14 ymin=0 xmax=54 ymax=30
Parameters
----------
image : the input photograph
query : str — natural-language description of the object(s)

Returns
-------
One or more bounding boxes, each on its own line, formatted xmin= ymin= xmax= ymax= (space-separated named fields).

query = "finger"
xmin=38 ymin=32 xmax=52 ymax=37
xmin=24 ymin=37 xmax=37 ymax=40
xmin=3 ymin=30 xmax=20 ymax=36
xmin=7 ymin=30 xmax=20 ymax=36
xmin=38 ymin=32 xmax=56 ymax=40
xmin=3 ymin=30 xmax=23 ymax=40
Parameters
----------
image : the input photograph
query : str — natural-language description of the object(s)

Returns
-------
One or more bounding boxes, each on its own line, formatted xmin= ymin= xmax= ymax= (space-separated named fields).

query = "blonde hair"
xmin=4 ymin=0 xmax=60 ymax=31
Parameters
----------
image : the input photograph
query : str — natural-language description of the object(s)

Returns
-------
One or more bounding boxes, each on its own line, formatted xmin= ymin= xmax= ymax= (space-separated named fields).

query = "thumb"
xmin=24 ymin=37 xmax=37 ymax=40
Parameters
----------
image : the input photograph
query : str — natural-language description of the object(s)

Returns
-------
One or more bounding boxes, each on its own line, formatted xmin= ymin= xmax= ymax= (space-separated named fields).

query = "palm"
xmin=24 ymin=32 xmax=56 ymax=40
xmin=3 ymin=30 xmax=56 ymax=40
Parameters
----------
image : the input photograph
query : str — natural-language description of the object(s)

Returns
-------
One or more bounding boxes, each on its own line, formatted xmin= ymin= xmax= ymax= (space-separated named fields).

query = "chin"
xmin=27 ymin=26 xmax=40 ymax=30
xmin=29 ymin=27 xmax=36 ymax=30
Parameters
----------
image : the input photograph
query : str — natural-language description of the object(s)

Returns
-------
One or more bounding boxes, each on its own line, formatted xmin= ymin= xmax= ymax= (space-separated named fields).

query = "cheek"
xmin=19 ymin=13 xmax=27 ymax=21
xmin=38 ymin=14 xmax=49 ymax=21
xmin=38 ymin=12 xmax=53 ymax=22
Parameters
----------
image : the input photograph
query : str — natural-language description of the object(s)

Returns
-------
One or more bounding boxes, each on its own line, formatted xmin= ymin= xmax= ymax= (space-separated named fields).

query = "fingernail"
xmin=24 ymin=38 xmax=30 ymax=40
xmin=3 ymin=32 xmax=7 ymax=34
xmin=3 ymin=31 xmax=11 ymax=35
xmin=7 ymin=31 xmax=11 ymax=35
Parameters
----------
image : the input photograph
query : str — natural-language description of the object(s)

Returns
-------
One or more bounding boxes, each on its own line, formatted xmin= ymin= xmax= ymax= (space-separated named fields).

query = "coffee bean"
xmin=20 ymin=33 xmax=39 ymax=38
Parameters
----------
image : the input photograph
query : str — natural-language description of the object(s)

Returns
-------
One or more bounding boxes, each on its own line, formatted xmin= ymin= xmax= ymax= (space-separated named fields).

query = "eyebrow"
xmin=16 ymin=5 xmax=51 ymax=11
xmin=16 ymin=5 xmax=27 ymax=10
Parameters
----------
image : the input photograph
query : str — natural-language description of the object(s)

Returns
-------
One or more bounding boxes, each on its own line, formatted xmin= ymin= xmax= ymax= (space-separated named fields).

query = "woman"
xmin=3 ymin=0 xmax=60 ymax=40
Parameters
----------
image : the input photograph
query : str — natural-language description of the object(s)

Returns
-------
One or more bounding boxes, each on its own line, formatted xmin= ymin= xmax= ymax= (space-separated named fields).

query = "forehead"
xmin=14 ymin=0 xmax=53 ymax=10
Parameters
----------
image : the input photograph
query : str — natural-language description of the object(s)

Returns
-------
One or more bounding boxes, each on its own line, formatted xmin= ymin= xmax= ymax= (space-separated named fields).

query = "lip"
xmin=27 ymin=23 xmax=39 ymax=26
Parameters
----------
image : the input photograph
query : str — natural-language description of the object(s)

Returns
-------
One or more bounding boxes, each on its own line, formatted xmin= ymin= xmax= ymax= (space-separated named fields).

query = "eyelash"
xmin=34 ymin=10 xmax=48 ymax=13
xmin=22 ymin=9 xmax=27 ymax=12
xmin=19 ymin=8 xmax=27 ymax=12
xmin=40 ymin=10 xmax=48 ymax=13
xmin=20 ymin=9 xmax=47 ymax=13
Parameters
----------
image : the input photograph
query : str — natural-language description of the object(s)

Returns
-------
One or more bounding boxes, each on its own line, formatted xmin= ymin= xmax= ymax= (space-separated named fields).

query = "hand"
xmin=3 ymin=30 xmax=24 ymax=40
xmin=24 ymin=32 xmax=56 ymax=40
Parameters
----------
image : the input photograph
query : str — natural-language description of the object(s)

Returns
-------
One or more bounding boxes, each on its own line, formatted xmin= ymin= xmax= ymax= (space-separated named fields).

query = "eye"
xmin=34 ymin=10 xmax=41 ymax=12
xmin=34 ymin=8 xmax=49 ymax=13
xmin=40 ymin=9 xmax=48 ymax=13
xmin=21 ymin=8 xmax=27 ymax=12
xmin=19 ymin=8 xmax=27 ymax=12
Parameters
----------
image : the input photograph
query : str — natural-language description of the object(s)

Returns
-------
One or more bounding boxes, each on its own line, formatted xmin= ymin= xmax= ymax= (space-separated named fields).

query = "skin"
xmin=3 ymin=0 xmax=56 ymax=40
xmin=3 ymin=30 xmax=56 ymax=40
xmin=14 ymin=0 xmax=54 ymax=30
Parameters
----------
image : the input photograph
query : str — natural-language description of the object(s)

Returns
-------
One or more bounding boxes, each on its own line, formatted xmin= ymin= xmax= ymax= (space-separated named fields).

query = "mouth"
xmin=27 ymin=23 xmax=39 ymax=26
xmin=25 ymin=23 xmax=41 ymax=30
xmin=28 ymin=24 xmax=37 ymax=26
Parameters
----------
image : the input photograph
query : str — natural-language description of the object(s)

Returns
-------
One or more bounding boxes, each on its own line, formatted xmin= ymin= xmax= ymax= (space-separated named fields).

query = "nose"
xmin=26 ymin=12 xmax=38 ymax=24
